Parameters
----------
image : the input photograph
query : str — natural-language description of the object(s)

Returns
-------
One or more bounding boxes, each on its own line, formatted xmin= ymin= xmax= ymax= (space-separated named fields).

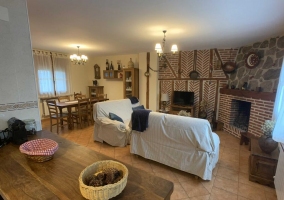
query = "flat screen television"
xmin=173 ymin=91 xmax=194 ymax=106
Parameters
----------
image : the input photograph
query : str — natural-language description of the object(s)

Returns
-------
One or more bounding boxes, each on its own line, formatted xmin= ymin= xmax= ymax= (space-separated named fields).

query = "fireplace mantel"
xmin=220 ymin=88 xmax=276 ymax=101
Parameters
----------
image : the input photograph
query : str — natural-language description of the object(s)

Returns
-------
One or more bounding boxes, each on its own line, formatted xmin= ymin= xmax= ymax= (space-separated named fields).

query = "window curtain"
xmin=272 ymin=59 xmax=284 ymax=143
xmin=33 ymin=50 xmax=54 ymax=97
xmin=52 ymin=53 xmax=71 ymax=96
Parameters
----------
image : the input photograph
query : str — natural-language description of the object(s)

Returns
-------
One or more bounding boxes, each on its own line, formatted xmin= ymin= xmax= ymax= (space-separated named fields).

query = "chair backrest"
xmin=97 ymin=94 xmax=107 ymax=101
xmin=58 ymin=95 xmax=70 ymax=102
xmin=77 ymin=98 xmax=89 ymax=115
xmin=46 ymin=100 xmax=59 ymax=117
xmin=76 ymin=94 xmax=87 ymax=100
xmin=74 ymin=91 xmax=82 ymax=100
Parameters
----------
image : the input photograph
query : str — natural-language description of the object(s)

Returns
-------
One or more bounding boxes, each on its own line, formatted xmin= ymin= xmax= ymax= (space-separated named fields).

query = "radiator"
xmin=275 ymin=144 xmax=284 ymax=200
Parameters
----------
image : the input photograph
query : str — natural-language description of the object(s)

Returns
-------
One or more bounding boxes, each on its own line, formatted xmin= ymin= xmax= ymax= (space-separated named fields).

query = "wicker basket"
xmin=79 ymin=160 xmax=128 ymax=200
xmin=19 ymin=139 xmax=58 ymax=162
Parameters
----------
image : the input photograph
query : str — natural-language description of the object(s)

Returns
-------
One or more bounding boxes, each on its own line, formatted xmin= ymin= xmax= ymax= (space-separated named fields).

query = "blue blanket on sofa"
xmin=128 ymin=96 xmax=139 ymax=104
xmin=131 ymin=110 xmax=151 ymax=132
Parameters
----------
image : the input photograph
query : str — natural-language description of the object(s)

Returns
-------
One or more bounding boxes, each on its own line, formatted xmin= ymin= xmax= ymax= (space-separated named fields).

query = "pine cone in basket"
xmin=96 ymin=172 xmax=105 ymax=181
xmin=89 ymin=178 xmax=104 ymax=187
xmin=85 ymin=174 xmax=97 ymax=185
xmin=103 ymin=168 xmax=120 ymax=184
xmin=113 ymin=170 xmax=123 ymax=183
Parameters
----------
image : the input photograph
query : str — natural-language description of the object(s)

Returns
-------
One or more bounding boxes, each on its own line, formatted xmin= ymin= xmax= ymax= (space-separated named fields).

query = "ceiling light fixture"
xmin=149 ymin=30 xmax=178 ymax=72
xmin=70 ymin=46 xmax=88 ymax=65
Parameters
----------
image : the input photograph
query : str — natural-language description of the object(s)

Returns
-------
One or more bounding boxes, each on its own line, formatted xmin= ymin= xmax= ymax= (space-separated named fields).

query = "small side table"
xmin=249 ymin=139 xmax=279 ymax=188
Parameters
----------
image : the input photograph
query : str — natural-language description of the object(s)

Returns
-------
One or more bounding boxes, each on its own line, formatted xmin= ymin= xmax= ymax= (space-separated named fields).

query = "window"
xmin=272 ymin=59 xmax=284 ymax=143
xmin=33 ymin=50 xmax=70 ymax=97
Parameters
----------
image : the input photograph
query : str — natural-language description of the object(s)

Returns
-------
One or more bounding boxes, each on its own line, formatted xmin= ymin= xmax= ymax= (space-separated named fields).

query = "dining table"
xmin=0 ymin=130 xmax=174 ymax=199
xmin=56 ymin=98 xmax=108 ymax=129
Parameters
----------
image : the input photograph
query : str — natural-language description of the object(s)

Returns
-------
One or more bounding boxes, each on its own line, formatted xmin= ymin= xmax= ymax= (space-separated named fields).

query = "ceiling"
xmin=26 ymin=0 xmax=284 ymax=57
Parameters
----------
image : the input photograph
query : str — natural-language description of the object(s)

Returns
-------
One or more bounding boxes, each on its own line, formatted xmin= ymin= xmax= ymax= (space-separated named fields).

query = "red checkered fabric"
xmin=19 ymin=138 xmax=58 ymax=156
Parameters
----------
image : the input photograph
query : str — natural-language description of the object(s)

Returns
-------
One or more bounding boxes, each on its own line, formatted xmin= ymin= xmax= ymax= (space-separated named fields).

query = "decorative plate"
xmin=245 ymin=52 xmax=259 ymax=69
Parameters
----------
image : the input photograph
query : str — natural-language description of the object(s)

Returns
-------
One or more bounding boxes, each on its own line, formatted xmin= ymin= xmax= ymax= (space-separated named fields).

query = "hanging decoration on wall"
xmin=94 ymin=64 xmax=101 ymax=79
xmin=245 ymin=52 xmax=260 ymax=69
xmin=222 ymin=49 xmax=236 ymax=73
xmin=189 ymin=51 xmax=199 ymax=80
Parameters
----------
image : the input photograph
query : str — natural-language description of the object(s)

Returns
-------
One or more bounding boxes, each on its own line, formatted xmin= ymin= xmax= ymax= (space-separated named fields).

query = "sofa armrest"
xmin=96 ymin=117 xmax=128 ymax=132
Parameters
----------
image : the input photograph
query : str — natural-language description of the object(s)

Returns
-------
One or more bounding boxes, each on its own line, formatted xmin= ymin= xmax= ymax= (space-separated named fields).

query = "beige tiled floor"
xmin=42 ymin=120 xmax=277 ymax=200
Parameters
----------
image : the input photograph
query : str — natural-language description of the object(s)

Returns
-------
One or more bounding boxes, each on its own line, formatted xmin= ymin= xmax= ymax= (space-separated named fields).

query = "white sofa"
xmin=131 ymin=112 xmax=219 ymax=180
xmin=93 ymin=99 xmax=220 ymax=180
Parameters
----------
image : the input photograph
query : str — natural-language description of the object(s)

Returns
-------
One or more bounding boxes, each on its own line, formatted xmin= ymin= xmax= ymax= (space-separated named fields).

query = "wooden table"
xmin=56 ymin=98 xmax=108 ymax=129
xmin=0 ymin=130 xmax=173 ymax=199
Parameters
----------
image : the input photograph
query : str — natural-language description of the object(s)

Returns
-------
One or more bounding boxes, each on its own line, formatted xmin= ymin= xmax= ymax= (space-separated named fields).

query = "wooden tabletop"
xmin=0 ymin=130 xmax=173 ymax=199
xmin=56 ymin=98 xmax=109 ymax=108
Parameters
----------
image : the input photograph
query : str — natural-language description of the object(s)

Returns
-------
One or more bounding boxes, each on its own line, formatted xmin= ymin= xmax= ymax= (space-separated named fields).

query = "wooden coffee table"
xmin=0 ymin=130 xmax=173 ymax=199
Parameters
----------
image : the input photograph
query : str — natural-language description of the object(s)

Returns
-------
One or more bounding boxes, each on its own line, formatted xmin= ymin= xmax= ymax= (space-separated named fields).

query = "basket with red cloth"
xmin=19 ymin=138 xmax=58 ymax=162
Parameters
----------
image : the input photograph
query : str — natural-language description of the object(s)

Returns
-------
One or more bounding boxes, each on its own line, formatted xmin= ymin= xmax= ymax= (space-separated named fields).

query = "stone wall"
xmin=230 ymin=34 xmax=284 ymax=92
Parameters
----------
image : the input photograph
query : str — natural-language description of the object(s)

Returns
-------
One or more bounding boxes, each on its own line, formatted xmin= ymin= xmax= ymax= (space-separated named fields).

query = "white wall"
xmin=138 ymin=52 xmax=147 ymax=107
xmin=87 ymin=54 xmax=139 ymax=100
xmin=149 ymin=52 xmax=159 ymax=111
xmin=0 ymin=1 xmax=41 ymax=130
xmin=70 ymin=62 xmax=90 ymax=96
xmin=86 ymin=52 xmax=160 ymax=110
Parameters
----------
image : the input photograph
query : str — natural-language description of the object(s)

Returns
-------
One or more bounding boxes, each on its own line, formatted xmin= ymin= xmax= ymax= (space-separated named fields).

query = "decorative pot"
xmin=258 ymin=135 xmax=278 ymax=154
xmin=198 ymin=111 xmax=207 ymax=119
xmin=128 ymin=58 xmax=134 ymax=68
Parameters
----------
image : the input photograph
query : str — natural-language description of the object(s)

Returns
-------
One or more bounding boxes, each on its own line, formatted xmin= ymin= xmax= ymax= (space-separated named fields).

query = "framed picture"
xmin=94 ymin=64 xmax=101 ymax=79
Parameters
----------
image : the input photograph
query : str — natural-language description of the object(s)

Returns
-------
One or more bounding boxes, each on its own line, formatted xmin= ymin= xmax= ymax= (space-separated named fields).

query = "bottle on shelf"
xmin=117 ymin=61 xmax=121 ymax=70
xmin=106 ymin=59 xmax=109 ymax=70
xmin=110 ymin=61 xmax=114 ymax=70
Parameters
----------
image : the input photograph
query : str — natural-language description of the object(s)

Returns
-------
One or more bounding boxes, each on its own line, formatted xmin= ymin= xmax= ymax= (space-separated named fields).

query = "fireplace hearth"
xmin=219 ymin=88 xmax=275 ymax=138
xmin=230 ymin=99 xmax=251 ymax=132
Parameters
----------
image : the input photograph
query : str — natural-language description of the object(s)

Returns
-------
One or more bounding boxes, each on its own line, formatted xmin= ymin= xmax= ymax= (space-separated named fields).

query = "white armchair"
xmin=93 ymin=99 xmax=139 ymax=147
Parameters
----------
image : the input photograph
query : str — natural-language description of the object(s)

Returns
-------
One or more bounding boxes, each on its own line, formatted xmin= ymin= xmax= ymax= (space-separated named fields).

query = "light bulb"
xmin=171 ymin=44 xmax=178 ymax=53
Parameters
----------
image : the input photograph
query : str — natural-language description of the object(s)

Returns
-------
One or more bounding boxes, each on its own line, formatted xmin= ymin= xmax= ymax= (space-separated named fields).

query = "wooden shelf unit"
xmin=103 ymin=70 xmax=123 ymax=79
xmin=88 ymin=86 xmax=104 ymax=98
xmin=123 ymin=68 xmax=139 ymax=98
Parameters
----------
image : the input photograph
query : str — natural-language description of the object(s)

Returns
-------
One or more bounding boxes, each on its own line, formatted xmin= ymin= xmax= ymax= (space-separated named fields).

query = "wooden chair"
xmin=97 ymin=94 xmax=107 ymax=101
xmin=46 ymin=100 xmax=69 ymax=133
xmin=74 ymin=91 xmax=82 ymax=100
xmin=58 ymin=95 xmax=70 ymax=102
xmin=57 ymin=95 xmax=71 ymax=113
xmin=71 ymin=98 xmax=90 ymax=128
xmin=75 ymin=94 xmax=86 ymax=100
xmin=88 ymin=98 xmax=98 ymax=124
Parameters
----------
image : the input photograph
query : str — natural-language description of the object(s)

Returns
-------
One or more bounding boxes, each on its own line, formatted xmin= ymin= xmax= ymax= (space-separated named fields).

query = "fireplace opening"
xmin=229 ymin=99 xmax=251 ymax=132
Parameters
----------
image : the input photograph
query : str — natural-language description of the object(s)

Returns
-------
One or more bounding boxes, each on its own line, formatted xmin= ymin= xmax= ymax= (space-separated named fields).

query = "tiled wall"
xmin=0 ymin=1 xmax=41 ymax=130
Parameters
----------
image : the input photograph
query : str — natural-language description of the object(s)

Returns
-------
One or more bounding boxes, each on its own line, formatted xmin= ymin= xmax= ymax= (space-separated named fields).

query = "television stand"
xmin=170 ymin=104 xmax=194 ymax=116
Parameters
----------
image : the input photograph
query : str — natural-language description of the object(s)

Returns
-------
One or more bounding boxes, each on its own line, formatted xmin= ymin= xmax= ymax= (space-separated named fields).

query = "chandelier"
xmin=149 ymin=30 xmax=178 ymax=72
xmin=155 ymin=30 xmax=178 ymax=57
xmin=70 ymin=46 xmax=88 ymax=65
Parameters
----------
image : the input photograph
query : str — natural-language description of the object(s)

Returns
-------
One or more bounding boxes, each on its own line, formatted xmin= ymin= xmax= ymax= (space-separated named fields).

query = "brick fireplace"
xmin=218 ymin=89 xmax=276 ymax=138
